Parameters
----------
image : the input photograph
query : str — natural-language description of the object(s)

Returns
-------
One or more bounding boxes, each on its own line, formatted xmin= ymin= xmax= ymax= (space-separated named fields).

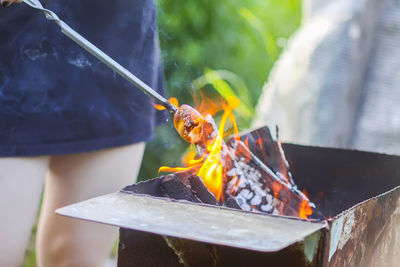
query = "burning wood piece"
xmin=223 ymin=195 xmax=242 ymax=210
xmin=224 ymin=129 xmax=325 ymax=220
xmin=188 ymin=175 xmax=219 ymax=205
xmin=123 ymin=170 xmax=224 ymax=208
xmin=161 ymin=174 xmax=201 ymax=203
xmin=237 ymin=126 xmax=294 ymax=185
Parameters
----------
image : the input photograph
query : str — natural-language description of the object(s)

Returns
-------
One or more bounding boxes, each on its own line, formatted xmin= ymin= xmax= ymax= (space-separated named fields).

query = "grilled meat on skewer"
xmin=174 ymin=104 xmax=205 ymax=143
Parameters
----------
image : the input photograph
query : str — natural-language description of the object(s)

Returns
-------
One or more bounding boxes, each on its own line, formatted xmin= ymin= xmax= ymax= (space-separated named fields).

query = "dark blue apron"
xmin=0 ymin=0 xmax=166 ymax=156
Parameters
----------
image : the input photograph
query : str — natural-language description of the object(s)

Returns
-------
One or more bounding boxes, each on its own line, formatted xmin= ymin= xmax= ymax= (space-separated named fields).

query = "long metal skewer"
xmin=22 ymin=0 xmax=178 ymax=114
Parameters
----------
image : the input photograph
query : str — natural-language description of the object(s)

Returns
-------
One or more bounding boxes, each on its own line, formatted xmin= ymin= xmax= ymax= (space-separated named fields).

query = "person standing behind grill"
xmin=0 ymin=0 xmax=166 ymax=266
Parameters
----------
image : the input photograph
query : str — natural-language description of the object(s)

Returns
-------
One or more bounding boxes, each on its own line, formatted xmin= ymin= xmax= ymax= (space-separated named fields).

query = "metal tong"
xmin=22 ymin=0 xmax=178 ymax=114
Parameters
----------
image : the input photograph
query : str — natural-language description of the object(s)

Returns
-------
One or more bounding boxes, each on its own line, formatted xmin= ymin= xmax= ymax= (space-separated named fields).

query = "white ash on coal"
xmin=224 ymin=131 xmax=324 ymax=220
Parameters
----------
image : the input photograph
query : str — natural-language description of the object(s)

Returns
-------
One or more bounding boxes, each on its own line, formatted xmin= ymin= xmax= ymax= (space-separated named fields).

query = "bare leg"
xmin=0 ymin=156 xmax=49 ymax=267
xmin=36 ymin=143 xmax=145 ymax=267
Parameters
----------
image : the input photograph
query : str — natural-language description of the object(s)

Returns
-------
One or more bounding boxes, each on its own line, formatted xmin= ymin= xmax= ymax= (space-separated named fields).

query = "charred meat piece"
xmin=174 ymin=105 xmax=204 ymax=143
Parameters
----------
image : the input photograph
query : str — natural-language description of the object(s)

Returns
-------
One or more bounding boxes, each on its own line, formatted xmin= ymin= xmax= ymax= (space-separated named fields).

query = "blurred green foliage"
xmin=139 ymin=0 xmax=302 ymax=180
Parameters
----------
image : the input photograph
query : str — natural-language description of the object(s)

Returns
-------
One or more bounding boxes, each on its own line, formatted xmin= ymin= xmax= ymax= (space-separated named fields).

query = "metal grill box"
xmin=57 ymin=138 xmax=400 ymax=266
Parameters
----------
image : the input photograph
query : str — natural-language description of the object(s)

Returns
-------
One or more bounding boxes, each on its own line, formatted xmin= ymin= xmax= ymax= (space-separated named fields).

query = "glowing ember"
xmin=299 ymin=191 xmax=313 ymax=219
xmin=158 ymin=150 xmax=203 ymax=173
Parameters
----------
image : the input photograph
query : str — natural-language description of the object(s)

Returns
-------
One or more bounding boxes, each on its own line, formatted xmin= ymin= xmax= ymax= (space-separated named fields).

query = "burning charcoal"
xmin=250 ymin=195 xmax=262 ymax=206
xmin=121 ymin=177 xmax=164 ymax=197
xmin=170 ymin=168 xmax=201 ymax=186
xmin=225 ymin=156 xmax=276 ymax=214
xmin=259 ymin=195 xmax=274 ymax=213
xmin=160 ymin=174 xmax=201 ymax=203
xmin=240 ymin=201 xmax=251 ymax=211
xmin=223 ymin=195 xmax=242 ymax=210
xmin=188 ymin=175 xmax=219 ymax=205
xmin=237 ymin=189 xmax=255 ymax=201
xmin=265 ymin=194 xmax=275 ymax=211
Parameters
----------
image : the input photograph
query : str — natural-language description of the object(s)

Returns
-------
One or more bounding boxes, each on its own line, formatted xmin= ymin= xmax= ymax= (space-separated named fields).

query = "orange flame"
xmin=159 ymin=95 xmax=240 ymax=202
xmin=183 ymin=150 xmax=204 ymax=166
xmin=158 ymin=150 xmax=203 ymax=173
xmin=158 ymin=93 xmax=314 ymax=220
xmin=158 ymin=166 xmax=195 ymax=173
xmin=272 ymin=182 xmax=282 ymax=199
xmin=299 ymin=190 xmax=313 ymax=219
xmin=228 ymin=175 xmax=242 ymax=195
xmin=194 ymin=91 xmax=224 ymax=116
xmin=155 ymin=95 xmax=312 ymax=220
xmin=196 ymin=97 xmax=241 ymax=201
xmin=256 ymin=139 xmax=263 ymax=151
xmin=196 ymin=108 xmax=229 ymax=201
xmin=153 ymin=97 xmax=179 ymax=110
